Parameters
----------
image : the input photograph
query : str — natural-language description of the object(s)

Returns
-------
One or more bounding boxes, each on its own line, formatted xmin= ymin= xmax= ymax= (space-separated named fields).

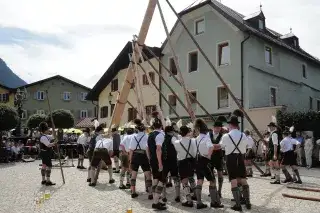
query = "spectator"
xmin=304 ymin=134 xmax=313 ymax=169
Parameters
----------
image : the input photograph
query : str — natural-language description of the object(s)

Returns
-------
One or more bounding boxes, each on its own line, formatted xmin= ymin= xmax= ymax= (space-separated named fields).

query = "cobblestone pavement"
xmin=1 ymin=160 xmax=320 ymax=213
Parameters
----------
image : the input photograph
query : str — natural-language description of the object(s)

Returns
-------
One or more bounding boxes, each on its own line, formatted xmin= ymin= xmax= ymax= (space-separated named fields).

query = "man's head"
xmin=111 ymin=127 xmax=118 ymax=135
xmin=95 ymin=125 xmax=104 ymax=134
xmin=267 ymin=122 xmax=277 ymax=131
xmin=39 ymin=122 xmax=49 ymax=134
xmin=83 ymin=128 xmax=90 ymax=136
xmin=227 ymin=116 xmax=240 ymax=130
xmin=180 ymin=126 xmax=191 ymax=137
xmin=213 ymin=120 xmax=223 ymax=133
xmin=244 ymin=129 xmax=251 ymax=136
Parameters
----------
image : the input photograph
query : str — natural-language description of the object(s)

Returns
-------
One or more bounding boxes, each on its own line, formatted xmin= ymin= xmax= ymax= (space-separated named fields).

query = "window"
xmin=317 ymin=100 xmax=320 ymax=111
xmin=63 ymin=92 xmax=71 ymax=101
xmin=189 ymin=91 xmax=197 ymax=111
xmin=217 ymin=87 xmax=229 ymax=108
xmin=100 ymin=106 xmax=108 ymax=118
xmin=21 ymin=110 xmax=27 ymax=120
xmin=36 ymin=110 xmax=45 ymax=115
xmin=265 ymin=46 xmax=272 ymax=65
xmin=258 ymin=20 xmax=264 ymax=30
xmin=302 ymin=64 xmax=307 ymax=78
xmin=195 ymin=18 xmax=205 ymax=35
xmin=0 ymin=93 xmax=9 ymax=102
xmin=168 ymin=94 xmax=177 ymax=115
xmin=294 ymin=39 xmax=297 ymax=47
xmin=309 ymin=97 xmax=313 ymax=110
xmin=218 ymin=42 xmax=230 ymax=66
xmin=142 ymin=72 xmax=155 ymax=85
xmin=169 ymin=57 xmax=178 ymax=75
xmin=111 ymin=79 xmax=118 ymax=92
xmin=145 ymin=105 xmax=156 ymax=116
xmin=270 ymin=87 xmax=277 ymax=106
xmin=188 ymin=51 xmax=198 ymax=73
xmin=36 ymin=91 xmax=44 ymax=100
xmin=80 ymin=110 xmax=88 ymax=119
xmin=110 ymin=104 xmax=115 ymax=117
xmin=80 ymin=92 xmax=87 ymax=101
xmin=128 ymin=108 xmax=137 ymax=122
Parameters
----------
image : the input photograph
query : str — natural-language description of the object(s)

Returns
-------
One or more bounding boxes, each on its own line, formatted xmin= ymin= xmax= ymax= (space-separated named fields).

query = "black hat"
xmin=111 ymin=128 xmax=117 ymax=132
xmin=227 ymin=116 xmax=240 ymax=125
xmin=267 ymin=122 xmax=276 ymax=127
xmin=39 ymin=122 xmax=49 ymax=133
xmin=164 ymin=126 xmax=174 ymax=133
xmin=83 ymin=128 xmax=90 ymax=133
xmin=213 ymin=120 xmax=223 ymax=127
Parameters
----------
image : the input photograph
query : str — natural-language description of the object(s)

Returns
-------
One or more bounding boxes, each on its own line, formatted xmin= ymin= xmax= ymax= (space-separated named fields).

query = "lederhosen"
xmin=39 ymin=134 xmax=53 ymax=167
xmin=226 ymin=133 xmax=246 ymax=181
xmin=131 ymin=134 xmax=150 ymax=172
xmin=178 ymin=139 xmax=195 ymax=180
xmin=281 ymin=139 xmax=295 ymax=166
xmin=195 ymin=136 xmax=215 ymax=181
xmin=162 ymin=134 xmax=179 ymax=179
xmin=112 ymin=134 xmax=121 ymax=158
xmin=245 ymin=138 xmax=254 ymax=160
xmin=148 ymin=131 xmax=163 ymax=181
xmin=91 ymin=140 xmax=111 ymax=167
xmin=87 ymin=134 xmax=97 ymax=163
xmin=209 ymin=131 xmax=223 ymax=171
xmin=267 ymin=132 xmax=280 ymax=161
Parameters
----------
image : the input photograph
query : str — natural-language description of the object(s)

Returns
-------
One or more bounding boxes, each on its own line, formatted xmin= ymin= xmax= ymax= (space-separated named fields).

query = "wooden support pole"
xmin=287 ymin=186 xmax=320 ymax=193
xmin=282 ymin=193 xmax=320 ymax=202
xmin=156 ymin=0 xmax=195 ymax=122
xmin=108 ymin=0 xmax=157 ymax=130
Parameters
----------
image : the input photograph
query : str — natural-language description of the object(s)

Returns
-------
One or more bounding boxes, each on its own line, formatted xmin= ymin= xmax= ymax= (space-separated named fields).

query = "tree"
xmin=46 ymin=109 xmax=75 ymax=129
xmin=0 ymin=104 xmax=19 ymax=131
xmin=27 ymin=114 xmax=46 ymax=129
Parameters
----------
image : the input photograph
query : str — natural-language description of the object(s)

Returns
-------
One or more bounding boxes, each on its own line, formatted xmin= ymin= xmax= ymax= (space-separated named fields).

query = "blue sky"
xmin=0 ymin=0 xmax=320 ymax=88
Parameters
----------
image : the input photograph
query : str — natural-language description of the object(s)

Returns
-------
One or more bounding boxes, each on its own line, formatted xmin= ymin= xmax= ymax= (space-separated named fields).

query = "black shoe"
xmin=211 ymin=202 xmax=224 ymax=208
xmin=245 ymin=203 xmax=252 ymax=210
xmin=89 ymin=182 xmax=96 ymax=187
xmin=231 ymin=205 xmax=242 ymax=212
xmin=196 ymin=203 xmax=207 ymax=209
xmin=131 ymin=193 xmax=138 ymax=198
xmin=166 ymin=182 xmax=173 ymax=187
xmin=208 ymin=194 xmax=210 ymax=197
xmin=294 ymin=180 xmax=302 ymax=184
xmin=260 ymin=173 xmax=271 ymax=177
xmin=80 ymin=166 xmax=86 ymax=169
xmin=113 ymin=170 xmax=120 ymax=173
xmin=87 ymin=178 xmax=91 ymax=183
xmin=231 ymin=198 xmax=245 ymax=204
xmin=174 ymin=196 xmax=180 ymax=202
xmin=270 ymin=180 xmax=281 ymax=184
xmin=152 ymin=203 xmax=167 ymax=210
xmin=46 ymin=181 xmax=56 ymax=186
xmin=247 ymin=174 xmax=253 ymax=177
xmin=109 ymin=179 xmax=115 ymax=184
xmin=148 ymin=194 xmax=153 ymax=200
xmin=191 ymin=195 xmax=197 ymax=201
xmin=77 ymin=166 xmax=81 ymax=169
xmin=282 ymin=179 xmax=293 ymax=183
xmin=41 ymin=180 xmax=46 ymax=185
xmin=271 ymin=176 xmax=276 ymax=180
xmin=126 ymin=183 xmax=131 ymax=188
xmin=119 ymin=185 xmax=127 ymax=189
xmin=162 ymin=197 xmax=167 ymax=203
xmin=182 ymin=201 xmax=193 ymax=207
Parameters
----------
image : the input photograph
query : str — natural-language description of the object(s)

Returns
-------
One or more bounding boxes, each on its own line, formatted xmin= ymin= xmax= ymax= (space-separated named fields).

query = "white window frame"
xmin=37 ymin=91 xmax=44 ymax=100
xmin=36 ymin=110 xmax=45 ymax=115
xmin=302 ymin=63 xmax=307 ymax=79
xmin=194 ymin=17 xmax=205 ymax=35
xmin=63 ymin=91 xmax=71 ymax=101
xmin=80 ymin=110 xmax=88 ymax=119
xmin=0 ymin=93 xmax=8 ymax=102
xmin=217 ymin=85 xmax=230 ymax=109
xmin=217 ymin=41 xmax=231 ymax=67
xmin=80 ymin=92 xmax=88 ymax=101
xmin=258 ymin=19 xmax=264 ymax=30
xmin=167 ymin=93 xmax=177 ymax=115
xmin=21 ymin=110 xmax=27 ymax=120
xmin=265 ymin=45 xmax=273 ymax=66
xmin=188 ymin=90 xmax=198 ymax=113
xmin=167 ymin=56 xmax=179 ymax=77
xmin=187 ymin=50 xmax=199 ymax=73
xmin=269 ymin=86 xmax=278 ymax=106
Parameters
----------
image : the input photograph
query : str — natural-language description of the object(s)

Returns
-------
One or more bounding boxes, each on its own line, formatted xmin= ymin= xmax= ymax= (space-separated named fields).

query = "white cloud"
xmin=0 ymin=0 xmax=320 ymax=88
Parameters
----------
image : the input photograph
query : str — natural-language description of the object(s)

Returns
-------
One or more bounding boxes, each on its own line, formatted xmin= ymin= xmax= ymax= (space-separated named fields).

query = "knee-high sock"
xmin=45 ymin=168 xmax=51 ymax=182
xmin=188 ymin=176 xmax=196 ymax=193
xmin=114 ymin=156 xmax=119 ymax=171
xmin=292 ymin=167 xmax=297 ymax=180
xmin=131 ymin=179 xmax=136 ymax=193
xmin=87 ymin=166 xmax=91 ymax=179
xmin=108 ymin=166 xmax=113 ymax=180
xmin=231 ymin=187 xmax=241 ymax=207
xmin=294 ymin=169 xmax=301 ymax=182
xmin=154 ymin=182 xmax=164 ymax=204
xmin=266 ymin=164 xmax=270 ymax=174
xmin=275 ymin=168 xmax=280 ymax=181
xmin=218 ymin=176 xmax=223 ymax=195
xmin=173 ymin=176 xmax=181 ymax=198
xmin=182 ymin=183 xmax=192 ymax=202
xmin=126 ymin=171 xmax=131 ymax=183
xmin=146 ymin=179 xmax=152 ymax=195
xmin=119 ymin=170 xmax=125 ymax=185
xmin=77 ymin=158 xmax=81 ymax=166
xmin=209 ymin=185 xmax=221 ymax=204
xmin=195 ymin=185 xmax=203 ymax=204
xmin=90 ymin=168 xmax=96 ymax=183
xmin=282 ymin=168 xmax=292 ymax=180
xmin=242 ymin=185 xmax=250 ymax=204
xmin=80 ymin=158 xmax=84 ymax=167
xmin=41 ymin=168 xmax=46 ymax=181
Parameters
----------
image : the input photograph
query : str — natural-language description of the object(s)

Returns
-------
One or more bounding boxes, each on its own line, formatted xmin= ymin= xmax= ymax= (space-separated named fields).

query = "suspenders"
xmin=196 ymin=136 xmax=206 ymax=158
xmin=134 ymin=134 xmax=145 ymax=150
xmin=179 ymin=139 xmax=193 ymax=159
xmin=227 ymin=133 xmax=243 ymax=154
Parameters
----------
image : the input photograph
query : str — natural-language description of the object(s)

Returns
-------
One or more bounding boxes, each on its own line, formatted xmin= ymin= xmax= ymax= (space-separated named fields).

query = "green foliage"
xmin=46 ymin=109 xmax=75 ymax=129
xmin=27 ymin=114 xmax=46 ymax=129
xmin=0 ymin=104 xmax=19 ymax=131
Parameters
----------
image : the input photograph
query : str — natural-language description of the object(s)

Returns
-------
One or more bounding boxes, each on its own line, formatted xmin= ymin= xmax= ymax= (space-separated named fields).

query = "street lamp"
xmin=14 ymin=87 xmax=27 ymax=137
xmin=108 ymin=92 xmax=113 ymax=105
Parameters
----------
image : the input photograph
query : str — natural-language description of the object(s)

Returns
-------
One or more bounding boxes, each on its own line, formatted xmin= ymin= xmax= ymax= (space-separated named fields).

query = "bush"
xmin=27 ymin=114 xmax=47 ymax=129
xmin=46 ymin=109 xmax=75 ymax=129
xmin=0 ymin=104 xmax=19 ymax=131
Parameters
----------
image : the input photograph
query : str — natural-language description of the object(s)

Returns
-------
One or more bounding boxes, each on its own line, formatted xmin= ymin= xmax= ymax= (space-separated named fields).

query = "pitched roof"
xmin=17 ymin=75 xmax=91 ymax=91
xmin=0 ymin=83 xmax=14 ymax=91
xmin=86 ymin=41 xmax=161 ymax=101
xmin=75 ymin=117 xmax=95 ymax=128
xmin=162 ymin=0 xmax=320 ymax=66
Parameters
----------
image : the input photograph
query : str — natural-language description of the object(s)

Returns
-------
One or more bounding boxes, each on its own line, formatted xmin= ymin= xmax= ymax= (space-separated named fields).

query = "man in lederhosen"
xmin=161 ymin=125 xmax=180 ymax=203
xmin=128 ymin=119 xmax=153 ymax=200
xmin=267 ymin=122 xmax=281 ymax=184
xmin=173 ymin=125 xmax=197 ymax=208
xmin=111 ymin=127 xmax=121 ymax=173
xmin=208 ymin=120 xmax=224 ymax=198
xmin=39 ymin=122 xmax=56 ymax=186
xmin=147 ymin=116 xmax=167 ymax=210
xmin=216 ymin=115 xmax=251 ymax=212
xmin=76 ymin=128 xmax=90 ymax=169
xmin=88 ymin=137 xmax=114 ymax=187
xmin=244 ymin=130 xmax=255 ymax=177
xmin=194 ymin=119 xmax=224 ymax=209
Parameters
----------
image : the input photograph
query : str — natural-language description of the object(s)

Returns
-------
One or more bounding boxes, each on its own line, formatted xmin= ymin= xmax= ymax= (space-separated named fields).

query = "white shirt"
xmin=270 ymin=131 xmax=279 ymax=145
xmin=196 ymin=133 xmax=213 ymax=157
xmin=40 ymin=135 xmax=54 ymax=147
xmin=121 ymin=134 xmax=134 ymax=152
xmin=129 ymin=132 xmax=148 ymax=151
xmin=11 ymin=146 xmax=20 ymax=154
xmin=174 ymin=137 xmax=197 ymax=161
xmin=247 ymin=136 xmax=254 ymax=149
xmin=95 ymin=138 xmax=113 ymax=151
xmin=154 ymin=130 xmax=165 ymax=146
xmin=77 ymin=134 xmax=89 ymax=145
xmin=280 ymin=137 xmax=294 ymax=152
xmin=220 ymin=129 xmax=248 ymax=155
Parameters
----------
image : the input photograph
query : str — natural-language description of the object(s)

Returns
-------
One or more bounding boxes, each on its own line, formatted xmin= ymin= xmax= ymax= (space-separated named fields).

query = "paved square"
xmin=1 ymin=160 xmax=319 ymax=213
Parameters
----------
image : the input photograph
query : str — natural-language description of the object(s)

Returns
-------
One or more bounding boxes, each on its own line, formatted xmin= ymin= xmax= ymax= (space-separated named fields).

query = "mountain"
xmin=0 ymin=58 xmax=26 ymax=88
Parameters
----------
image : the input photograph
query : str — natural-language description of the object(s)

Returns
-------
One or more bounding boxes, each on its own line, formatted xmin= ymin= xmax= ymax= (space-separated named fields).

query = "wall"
xmin=98 ymin=58 xmax=160 ymax=126
xmin=0 ymin=86 xmax=14 ymax=107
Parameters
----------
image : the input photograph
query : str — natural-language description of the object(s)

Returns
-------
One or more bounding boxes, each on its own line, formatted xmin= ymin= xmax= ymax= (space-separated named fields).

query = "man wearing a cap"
xmin=215 ymin=116 xmax=251 ymax=211
xmin=76 ymin=128 xmax=90 ymax=169
xmin=267 ymin=122 xmax=281 ymax=184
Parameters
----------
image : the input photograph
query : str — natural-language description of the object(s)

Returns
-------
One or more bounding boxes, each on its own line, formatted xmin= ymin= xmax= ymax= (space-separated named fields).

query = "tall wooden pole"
xmin=108 ymin=0 xmax=157 ymax=130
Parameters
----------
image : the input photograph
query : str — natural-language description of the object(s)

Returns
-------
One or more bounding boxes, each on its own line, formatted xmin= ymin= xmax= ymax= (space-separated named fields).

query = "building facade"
xmin=87 ymin=41 xmax=161 ymax=127
xmin=18 ymin=75 xmax=95 ymax=126
xmin=0 ymin=84 xmax=15 ymax=107
xmin=160 ymin=0 xmax=320 ymax=131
